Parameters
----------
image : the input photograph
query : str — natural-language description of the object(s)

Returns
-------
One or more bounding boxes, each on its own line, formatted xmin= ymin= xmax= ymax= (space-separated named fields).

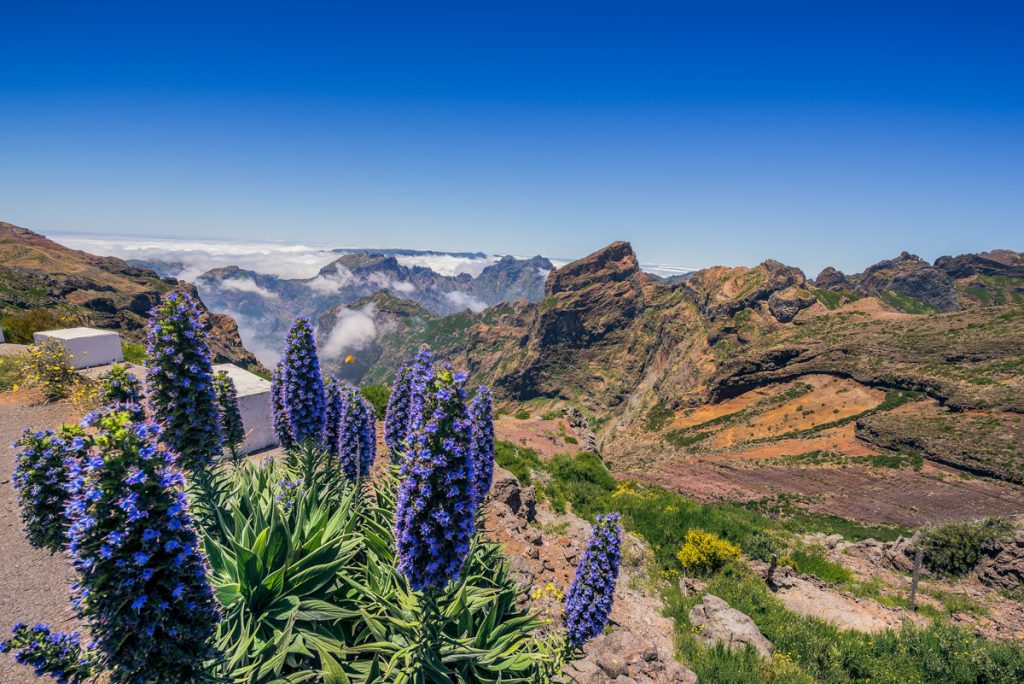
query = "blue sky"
xmin=1 ymin=1 xmax=1021 ymax=275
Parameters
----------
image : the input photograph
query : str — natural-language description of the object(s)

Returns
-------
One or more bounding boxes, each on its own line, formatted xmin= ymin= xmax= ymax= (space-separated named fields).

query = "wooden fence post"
xmin=908 ymin=546 xmax=923 ymax=611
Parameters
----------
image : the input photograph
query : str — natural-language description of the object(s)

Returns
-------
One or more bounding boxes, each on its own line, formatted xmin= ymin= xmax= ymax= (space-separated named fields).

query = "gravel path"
xmin=0 ymin=393 xmax=84 ymax=683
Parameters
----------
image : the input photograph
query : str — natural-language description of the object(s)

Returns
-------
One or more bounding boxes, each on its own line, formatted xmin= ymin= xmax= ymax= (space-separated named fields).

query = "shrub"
xmin=920 ymin=517 xmax=1015 ymax=576
xmin=12 ymin=425 xmax=85 ymax=552
xmin=514 ymin=409 xmax=531 ymax=420
xmin=677 ymin=528 xmax=740 ymax=574
xmin=360 ymin=383 xmax=390 ymax=419
xmin=19 ymin=339 xmax=79 ymax=401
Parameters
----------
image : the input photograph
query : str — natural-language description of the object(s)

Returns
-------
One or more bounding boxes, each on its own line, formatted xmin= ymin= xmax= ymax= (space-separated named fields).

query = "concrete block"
xmin=33 ymin=327 xmax=123 ymax=369
xmin=212 ymin=363 xmax=277 ymax=454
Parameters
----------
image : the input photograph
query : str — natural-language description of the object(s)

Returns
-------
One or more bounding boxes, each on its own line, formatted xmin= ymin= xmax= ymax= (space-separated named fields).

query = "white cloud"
xmin=639 ymin=262 xmax=699 ymax=278
xmin=444 ymin=291 xmax=487 ymax=313
xmin=322 ymin=304 xmax=378 ymax=358
xmin=305 ymin=266 xmax=355 ymax=293
xmin=365 ymin=271 xmax=416 ymax=293
xmin=52 ymin=233 xmax=342 ymax=280
xmin=218 ymin=276 xmax=280 ymax=300
xmin=395 ymin=253 xmax=497 ymax=277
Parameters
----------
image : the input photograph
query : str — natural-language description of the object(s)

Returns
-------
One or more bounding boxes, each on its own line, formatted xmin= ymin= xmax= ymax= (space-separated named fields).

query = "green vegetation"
xmin=878 ymin=289 xmax=939 ymax=314
xmin=359 ymin=383 xmax=390 ymax=419
xmin=495 ymin=441 xmax=1024 ymax=682
xmin=0 ymin=308 xmax=80 ymax=344
xmin=0 ymin=354 xmax=19 ymax=391
xmin=514 ymin=408 xmax=531 ymax=420
xmin=121 ymin=341 xmax=147 ymax=364
xmin=644 ymin=402 xmax=674 ymax=431
xmin=812 ymin=288 xmax=860 ymax=310
xmin=920 ymin=517 xmax=1015 ymax=577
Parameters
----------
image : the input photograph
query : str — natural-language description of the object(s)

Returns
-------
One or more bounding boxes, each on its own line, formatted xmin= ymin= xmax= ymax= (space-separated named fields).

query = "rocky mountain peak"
xmin=815 ymin=266 xmax=852 ymax=290
xmin=546 ymin=241 xmax=640 ymax=296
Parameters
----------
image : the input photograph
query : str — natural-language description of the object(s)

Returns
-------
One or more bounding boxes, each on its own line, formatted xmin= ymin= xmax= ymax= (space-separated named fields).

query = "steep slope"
xmin=354 ymin=241 xmax=1024 ymax=490
xmin=0 ymin=222 xmax=262 ymax=371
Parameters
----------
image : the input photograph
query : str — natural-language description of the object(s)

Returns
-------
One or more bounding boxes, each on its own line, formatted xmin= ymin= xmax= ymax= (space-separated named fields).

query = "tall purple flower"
xmin=12 ymin=426 xmax=85 ymax=553
xmin=336 ymin=382 xmax=362 ymax=482
xmin=279 ymin=318 xmax=326 ymax=444
xmin=394 ymin=364 xmax=477 ymax=591
xmin=322 ymin=376 xmax=342 ymax=459
xmin=271 ymin=361 xmax=294 ymax=449
xmin=145 ymin=291 xmax=222 ymax=472
xmin=214 ymin=371 xmax=245 ymax=458
xmin=564 ymin=513 xmax=622 ymax=648
xmin=357 ymin=393 xmax=377 ymax=478
xmin=383 ymin=364 xmax=412 ymax=455
xmin=468 ymin=386 xmax=495 ymax=505
xmin=97 ymin=363 xmax=145 ymax=407
xmin=64 ymin=408 xmax=219 ymax=682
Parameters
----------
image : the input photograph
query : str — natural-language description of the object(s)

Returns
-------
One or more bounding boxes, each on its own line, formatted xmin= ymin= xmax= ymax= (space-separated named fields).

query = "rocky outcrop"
xmin=850 ymin=251 xmax=959 ymax=312
xmin=481 ymin=464 xmax=697 ymax=683
xmin=768 ymin=287 xmax=817 ymax=323
xmin=838 ymin=537 xmax=919 ymax=574
xmin=569 ymin=630 xmax=698 ymax=683
xmin=814 ymin=266 xmax=852 ymax=290
xmin=688 ymin=594 xmax=772 ymax=658
xmin=563 ymin=406 xmax=599 ymax=453
xmin=685 ymin=260 xmax=806 ymax=321
xmin=935 ymin=250 xmax=1024 ymax=279
xmin=472 ymin=255 xmax=553 ymax=305
xmin=974 ymin=529 xmax=1024 ymax=590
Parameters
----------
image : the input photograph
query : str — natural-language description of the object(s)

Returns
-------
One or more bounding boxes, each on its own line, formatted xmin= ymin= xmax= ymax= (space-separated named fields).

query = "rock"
xmin=579 ymin=630 xmax=699 ymax=683
xmin=851 ymin=251 xmax=959 ymax=312
xmin=825 ymin=534 xmax=844 ymax=549
xmin=815 ymin=266 xmax=852 ymax=290
xmin=563 ymin=406 xmax=600 ymax=453
xmin=768 ymin=287 xmax=817 ymax=323
xmin=689 ymin=594 xmax=772 ymax=658
xmin=485 ymin=466 xmax=537 ymax=522
xmin=975 ymin=529 xmax=1024 ymax=590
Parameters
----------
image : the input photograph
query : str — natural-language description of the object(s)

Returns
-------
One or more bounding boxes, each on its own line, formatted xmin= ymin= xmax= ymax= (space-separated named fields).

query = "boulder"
xmin=689 ymin=594 xmax=772 ymax=658
xmin=573 ymin=629 xmax=699 ymax=683
xmin=485 ymin=465 xmax=537 ymax=522
xmin=975 ymin=529 xmax=1024 ymax=590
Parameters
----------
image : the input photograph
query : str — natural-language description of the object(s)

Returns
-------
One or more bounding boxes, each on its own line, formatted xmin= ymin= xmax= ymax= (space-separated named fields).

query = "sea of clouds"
xmin=50 ymin=233 xmax=696 ymax=366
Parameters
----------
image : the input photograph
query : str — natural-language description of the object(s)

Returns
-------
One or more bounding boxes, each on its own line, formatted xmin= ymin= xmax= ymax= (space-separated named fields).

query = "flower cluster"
xmin=322 ymin=376 xmax=343 ymax=459
xmin=358 ymin=393 xmax=377 ymax=478
xmin=145 ymin=291 xmax=222 ymax=472
xmin=383 ymin=364 xmax=412 ymax=455
xmin=275 ymin=478 xmax=301 ymax=511
xmin=468 ymin=386 xmax=495 ymax=505
xmin=336 ymin=382 xmax=362 ymax=482
xmin=394 ymin=363 xmax=478 ymax=591
xmin=64 ymin=409 xmax=220 ymax=682
xmin=12 ymin=425 xmax=85 ymax=552
xmin=278 ymin=318 xmax=326 ymax=444
xmin=97 ymin=363 xmax=144 ymax=408
xmin=564 ymin=513 xmax=622 ymax=648
xmin=0 ymin=623 xmax=93 ymax=683
xmin=270 ymin=361 xmax=294 ymax=449
xmin=214 ymin=370 xmax=245 ymax=458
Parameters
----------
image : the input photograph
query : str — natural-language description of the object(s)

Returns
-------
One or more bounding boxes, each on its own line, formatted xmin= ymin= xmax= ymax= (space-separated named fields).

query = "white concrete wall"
xmin=33 ymin=327 xmax=123 ymax=369
xmin=212 ymin=363 xmax=277 ymax=454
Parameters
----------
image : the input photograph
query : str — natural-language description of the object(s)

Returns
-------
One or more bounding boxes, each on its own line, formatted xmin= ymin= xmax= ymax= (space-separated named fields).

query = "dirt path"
xmin=0 ymin=393 xmax=85 ymax=683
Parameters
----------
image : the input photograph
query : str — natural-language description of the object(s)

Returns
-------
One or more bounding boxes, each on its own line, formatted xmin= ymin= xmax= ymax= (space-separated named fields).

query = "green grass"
xmin=665 ymin=564 xmax=1024 ymax=683
xmin=121 ymin=341 xmax=148 ymax=364
xmin=513 ymin=409 xmax=531 ymax=420
xmin=494 ymin=441 xmax=1024 ymax=681
xmin=879 ymin=290 xmax=940 ymax=314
